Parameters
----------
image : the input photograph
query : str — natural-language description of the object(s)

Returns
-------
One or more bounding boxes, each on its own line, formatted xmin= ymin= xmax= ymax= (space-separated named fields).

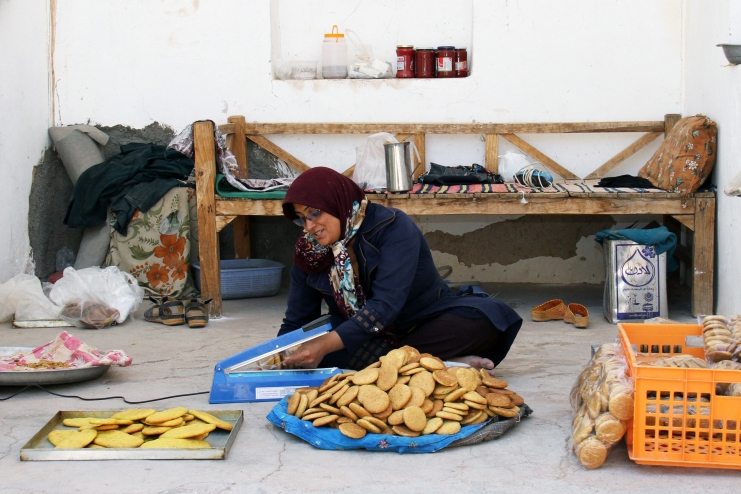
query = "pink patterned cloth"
xmin=0 ymin=332 xmax=132 ymax=371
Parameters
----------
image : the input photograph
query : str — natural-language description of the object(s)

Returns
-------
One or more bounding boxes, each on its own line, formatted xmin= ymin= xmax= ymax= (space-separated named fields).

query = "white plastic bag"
xmin=0 ymin=274 xmax=61 ymax=322
xmin=498 ymin=151 xmax=531 ymax=182
xmin=49 ymin=266 xmax=144 ymax=325
xmin=345 ymin=29 xmax=392 ymax=79
xmin=353 ymin=132 xmax=399 ymax=190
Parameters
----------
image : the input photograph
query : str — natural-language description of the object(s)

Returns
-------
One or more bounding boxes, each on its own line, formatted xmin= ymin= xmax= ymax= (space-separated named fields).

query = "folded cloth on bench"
xmin=552 ymin=180 xmax=662 ymax=194
xmin=398 ymin=183 xmax=553 ymax=194
xmin=216 ymin=174 xmax=288 ymax=199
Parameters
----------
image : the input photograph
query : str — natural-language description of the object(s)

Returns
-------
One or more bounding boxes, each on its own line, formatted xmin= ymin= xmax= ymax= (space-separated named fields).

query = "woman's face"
xmin=293 ymin=203 xmax=341 ymax=246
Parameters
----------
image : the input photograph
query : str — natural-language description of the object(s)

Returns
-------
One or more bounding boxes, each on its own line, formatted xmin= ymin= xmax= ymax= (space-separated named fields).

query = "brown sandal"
xmin=564 ymin=303 xmax=589 ymax=328
xmin=531 ymin=299 xmax=567 ymax=322
xmin=185 ymin=298 xmax=212 ymax=328
xmin=144 ymin=297 xmax=185 ymax=326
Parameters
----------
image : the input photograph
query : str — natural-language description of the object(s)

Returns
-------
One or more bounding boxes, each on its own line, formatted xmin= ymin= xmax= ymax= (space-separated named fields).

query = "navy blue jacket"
xmin=279 ymin=203 xmax=521 ymax=364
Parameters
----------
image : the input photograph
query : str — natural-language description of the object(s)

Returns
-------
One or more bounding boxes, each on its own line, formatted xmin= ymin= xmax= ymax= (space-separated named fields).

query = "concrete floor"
xmin=1 ymin=282 xmax=738 ymax=494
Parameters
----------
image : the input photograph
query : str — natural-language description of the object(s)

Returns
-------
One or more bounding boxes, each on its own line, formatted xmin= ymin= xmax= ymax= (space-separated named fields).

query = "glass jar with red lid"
xmin=455 ymin=48 xmax=468 ymax=77
xmin=436 ymin=46 xmax=455 ymax=78
xmin=396 ymin=45 xmax=415 ymax=78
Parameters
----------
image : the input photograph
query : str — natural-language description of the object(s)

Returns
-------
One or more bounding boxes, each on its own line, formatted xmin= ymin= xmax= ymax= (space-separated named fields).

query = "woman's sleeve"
xmin=333 ymin=215 xmax=421 ymax=354
xmin=278 ymin=264 xmax=324 ymax=336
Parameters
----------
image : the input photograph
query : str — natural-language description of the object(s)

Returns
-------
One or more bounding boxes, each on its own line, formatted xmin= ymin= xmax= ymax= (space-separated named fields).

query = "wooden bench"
xmin=193 ymin=115 xmax=715 ymax=318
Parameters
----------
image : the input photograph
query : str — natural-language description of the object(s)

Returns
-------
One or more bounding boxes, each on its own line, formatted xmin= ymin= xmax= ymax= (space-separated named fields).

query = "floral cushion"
xmin=638 ymin=115 xmax=717 ymax=194
xmin=106 ymin=187 xmax=199 ymax=299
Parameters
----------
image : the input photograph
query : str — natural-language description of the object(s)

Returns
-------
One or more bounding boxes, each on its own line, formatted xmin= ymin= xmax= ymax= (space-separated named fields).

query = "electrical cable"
xmin=0 ymin=384 xmax=208 ymax=403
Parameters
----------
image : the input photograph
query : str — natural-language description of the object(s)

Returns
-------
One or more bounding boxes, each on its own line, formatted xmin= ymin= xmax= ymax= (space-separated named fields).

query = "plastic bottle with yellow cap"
xmin=322 ymin=25 xmax=348 ymax=79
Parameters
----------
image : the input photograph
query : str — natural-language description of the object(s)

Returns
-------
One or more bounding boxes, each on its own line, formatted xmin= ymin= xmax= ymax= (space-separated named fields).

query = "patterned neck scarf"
xmin=296 ymin=200 xmax=367 ymax=318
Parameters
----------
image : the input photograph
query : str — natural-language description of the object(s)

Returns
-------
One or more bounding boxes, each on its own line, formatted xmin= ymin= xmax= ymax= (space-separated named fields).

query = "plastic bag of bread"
xmin=713 ymin=360 xmax=741 ymax=396
xmin=570 ymin=341 xmax=634 ymax=469
xmin=649 ymin=354 xmax=709 ymax=369
xmin=699 ymin=315 xmax=738 ymax=363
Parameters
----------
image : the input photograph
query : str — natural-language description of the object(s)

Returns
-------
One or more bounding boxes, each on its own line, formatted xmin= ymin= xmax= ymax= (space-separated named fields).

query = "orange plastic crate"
xmin=619 ymin=323 xmax=741 ymax=469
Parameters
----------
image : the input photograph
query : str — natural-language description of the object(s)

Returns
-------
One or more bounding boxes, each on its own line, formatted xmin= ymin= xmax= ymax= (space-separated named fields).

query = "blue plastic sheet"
xmin=267 ymin=396 xmax=487 ymax=453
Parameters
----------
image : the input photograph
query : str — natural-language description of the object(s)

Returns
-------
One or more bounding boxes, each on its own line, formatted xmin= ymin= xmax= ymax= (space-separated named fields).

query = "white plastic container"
xmin=322 ymin=25 xmax=347 ymax=79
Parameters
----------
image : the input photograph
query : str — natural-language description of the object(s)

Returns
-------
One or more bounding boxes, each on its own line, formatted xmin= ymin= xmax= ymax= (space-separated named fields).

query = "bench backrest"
xmin=215 ymin=114 xmax=680 ymax=182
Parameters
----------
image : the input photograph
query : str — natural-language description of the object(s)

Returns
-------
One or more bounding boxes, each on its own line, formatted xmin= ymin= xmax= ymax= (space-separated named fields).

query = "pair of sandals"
xmin=531 ymin=299 xmax=589 ymax=328
xmin=144 ymin=297 xmax=212 ymax=328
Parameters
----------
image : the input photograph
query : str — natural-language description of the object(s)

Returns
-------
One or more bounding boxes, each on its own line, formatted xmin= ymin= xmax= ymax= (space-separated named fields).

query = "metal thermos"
xmin=384 ymin=142 xmax=414 ymax=192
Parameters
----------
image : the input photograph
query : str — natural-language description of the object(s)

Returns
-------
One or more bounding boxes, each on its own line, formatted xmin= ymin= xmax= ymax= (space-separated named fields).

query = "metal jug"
xmin=384 ymin=142 xmax=414 ymax=192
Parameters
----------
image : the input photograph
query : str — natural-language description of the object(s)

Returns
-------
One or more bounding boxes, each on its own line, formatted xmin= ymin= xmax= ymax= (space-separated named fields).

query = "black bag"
xmin=419 ymin=163 xmax=503 ymax=185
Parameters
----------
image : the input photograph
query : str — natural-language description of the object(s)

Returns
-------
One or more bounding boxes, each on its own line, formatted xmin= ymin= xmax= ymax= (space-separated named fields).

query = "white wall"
xmin=47 ymin=0 xmax=685 ymax=285
xmin=683 ymin=0 xmax=741 ymax=314
xmin=0 ymin=0 xmax=52 ymax=283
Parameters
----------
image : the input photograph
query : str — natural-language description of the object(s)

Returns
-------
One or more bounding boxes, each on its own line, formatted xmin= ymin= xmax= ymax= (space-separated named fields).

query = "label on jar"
xmin=397 ymin=56 xmax=406 ymax=70
xmin=437 ymin=57 xmax=453 ymax=72
xmin=455 ymin=61 xmax=467 ymax=71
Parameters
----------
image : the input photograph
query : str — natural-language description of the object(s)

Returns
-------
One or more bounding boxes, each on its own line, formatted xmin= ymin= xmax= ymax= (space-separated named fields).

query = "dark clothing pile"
xmin=64 ymin=143 xmax=194 ymax=235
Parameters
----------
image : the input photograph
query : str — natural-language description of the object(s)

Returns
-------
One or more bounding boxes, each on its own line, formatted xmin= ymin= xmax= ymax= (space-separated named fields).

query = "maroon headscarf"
xmin=283 ymin=167 xmax=367 ymax=274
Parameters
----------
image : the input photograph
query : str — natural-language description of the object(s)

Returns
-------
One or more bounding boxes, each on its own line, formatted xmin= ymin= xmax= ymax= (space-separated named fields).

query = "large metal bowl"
xmin=0 ymin=347 xmax=110 ymax=386
xmin=718 ymin=44 xmax=741 ymax=64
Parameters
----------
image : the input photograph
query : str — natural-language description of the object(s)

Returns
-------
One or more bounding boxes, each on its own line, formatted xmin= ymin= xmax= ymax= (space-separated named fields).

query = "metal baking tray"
xmin=12 ymin=317 xmax=74 ymax=328
xmin=0 ymin=347 xmax=110 ymax=386
xmin=20 ymin=410 xmax=243 ymax=461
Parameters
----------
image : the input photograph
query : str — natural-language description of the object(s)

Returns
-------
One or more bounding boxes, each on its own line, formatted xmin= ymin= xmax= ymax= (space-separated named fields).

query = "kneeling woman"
xmin=279 ymin=167 xmax=521 ymax=372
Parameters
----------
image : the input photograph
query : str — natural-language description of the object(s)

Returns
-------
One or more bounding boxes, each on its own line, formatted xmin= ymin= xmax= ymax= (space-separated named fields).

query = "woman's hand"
xmin=283 ymin=332 xmax=344 ymax=368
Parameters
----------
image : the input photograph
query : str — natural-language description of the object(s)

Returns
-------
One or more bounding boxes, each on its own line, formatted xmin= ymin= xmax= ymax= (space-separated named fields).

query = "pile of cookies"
xmin=570 ymin=343 xmax=634 ymax=469
xmin=47 ymin=408 xmax=233 ymax=449
xmin=285 ymin=346 xmax=524 ymax=439
xmin=701 ymin=315 xmax=740 ymax=362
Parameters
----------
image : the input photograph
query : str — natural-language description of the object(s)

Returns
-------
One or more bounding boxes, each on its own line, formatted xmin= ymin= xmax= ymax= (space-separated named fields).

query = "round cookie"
xmin=432 ymin=369 xmax=458 ymax=387
xmin=352 ymin=367 xmax=380 ymax=385
xmin=376 ymin=362 xmax=399 ymax=392
xmin=456 ymin=368 xmax=479 ymax=392
xmin=385 ymin=349 xmax=409 ymax=369
xmin=161 ymin=422 xmax=216 ymax=439
xmin=339 ymin=422 xmax=367 ymax=439
xmin=402 ymin=406 xmax=427 ymax=432
xmin=482 ymin=376 xmax=508 ymax=389
xmin=356 ymin=418 xmax=382 ymax=434
xmin=392 ymin=424 xmax=421 ymax=437
xmin=436 ymin=420 xmax=461 ymax=435
xmin=388 ymin=410 xmax=405 ymax=426
xmin=409 ymin=370 xmax=436 ymax=397
xmin=490 ymin=406 xmax=520 ymax=418
xmin=145 ymin=407 xmax=188 ymax=424
xmin=419 ymin=357 xmax=445 ymax=371
xmin=313 ymin=414 xmax=339 ymax=427
xmin=436 ymin=411 xmax=463 ymax=421
xmin=188 ymin=409 xmax=234 ymax=431
xmin=110 ymin=408 xmax=156 ymax=421
xmin=287 ymin=393 xmax=301 ymax=415
xmin=422 ymin=417 xmax=443 ymax=435
xmin=55 ymin=430 xmax=98 ymax=449
xmin=336 ymin=385 xmax=359 ymax=407
xmin=93 ymin=430 xmax=145 ymax=448
xmin=357 ymin=385 xmax=390 ymax=414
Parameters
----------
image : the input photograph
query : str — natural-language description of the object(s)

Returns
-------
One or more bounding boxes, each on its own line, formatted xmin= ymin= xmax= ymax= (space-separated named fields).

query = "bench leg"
xmin=691 ymin=197 xmax=715 ymax=316
xmin=194 ymin=121 xmax=223 ymax=318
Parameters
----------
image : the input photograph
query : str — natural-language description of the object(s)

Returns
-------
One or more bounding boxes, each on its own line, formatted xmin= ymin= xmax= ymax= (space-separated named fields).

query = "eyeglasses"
xmin=293 ymin=209 xmax=322 ymax=227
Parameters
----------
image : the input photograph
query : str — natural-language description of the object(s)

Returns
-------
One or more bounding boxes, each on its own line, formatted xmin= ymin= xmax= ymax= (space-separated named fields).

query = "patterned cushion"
xmin=638 ymin=115 xmax=717 ymax=194
xmin=105 ymin=187 xmax=199 ymax=299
